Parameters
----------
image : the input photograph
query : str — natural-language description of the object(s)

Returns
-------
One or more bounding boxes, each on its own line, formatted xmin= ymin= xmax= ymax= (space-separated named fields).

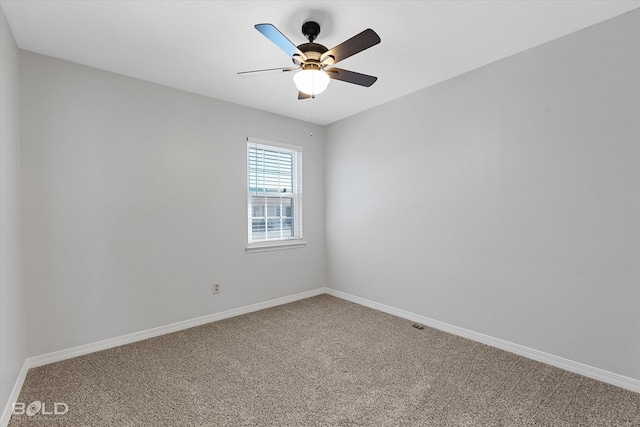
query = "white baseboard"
xmin=325 ymin=288 xmax=640 ymax=393
xmin=28 ymin=287 xmax=327 ymax=368
xmin=1 ymin=360 xmax=29 ymax=427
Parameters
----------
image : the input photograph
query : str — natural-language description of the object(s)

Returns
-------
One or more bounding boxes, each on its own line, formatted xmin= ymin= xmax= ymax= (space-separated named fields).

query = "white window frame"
xmin=246 ymin=137 xmax=306 ymax=253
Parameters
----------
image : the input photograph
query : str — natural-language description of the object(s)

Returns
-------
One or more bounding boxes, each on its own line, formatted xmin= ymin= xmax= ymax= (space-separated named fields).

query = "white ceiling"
xmin=2 ymin=1 xmax=639 ymax=125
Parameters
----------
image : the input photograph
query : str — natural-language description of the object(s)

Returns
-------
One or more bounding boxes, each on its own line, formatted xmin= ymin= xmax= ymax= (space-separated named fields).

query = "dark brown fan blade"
xmin=298 ymin=91 xmax=311 ymax=100
xmin=326 ymin=68 xmax=377 ymax=87
xmin=237 ymin=66 xmax=299 ymax=78
xmin=255 ymin=23 xmax=307 ymax=61
xmin=321 ymin=29 xmax=380 ymax=64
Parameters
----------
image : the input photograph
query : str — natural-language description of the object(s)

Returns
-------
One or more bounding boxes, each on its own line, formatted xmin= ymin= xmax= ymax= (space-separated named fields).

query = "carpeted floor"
xmin=9 ymin=294 xmax=640 ymax=426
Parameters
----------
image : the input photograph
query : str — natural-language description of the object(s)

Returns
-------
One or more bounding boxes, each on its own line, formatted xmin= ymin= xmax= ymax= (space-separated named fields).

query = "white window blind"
xmin=247 ymin=139 xmax=302 ymax=244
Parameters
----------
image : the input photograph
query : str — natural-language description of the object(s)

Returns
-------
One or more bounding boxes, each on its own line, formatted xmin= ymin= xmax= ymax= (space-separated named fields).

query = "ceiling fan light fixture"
xmin=294 ymin=69 xmax=330 ymax=96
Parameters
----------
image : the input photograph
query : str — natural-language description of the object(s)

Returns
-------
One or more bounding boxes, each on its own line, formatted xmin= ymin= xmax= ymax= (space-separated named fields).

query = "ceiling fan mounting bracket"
xmin=292 ymin=53 xmax=304 ymax=66
xmin=302 ymin=21 xmax=321 ymax=43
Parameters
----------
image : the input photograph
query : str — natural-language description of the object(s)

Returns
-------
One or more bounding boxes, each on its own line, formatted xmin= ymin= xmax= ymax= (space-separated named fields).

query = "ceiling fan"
xmin=238 ymin=21 xmax=381 ymax=99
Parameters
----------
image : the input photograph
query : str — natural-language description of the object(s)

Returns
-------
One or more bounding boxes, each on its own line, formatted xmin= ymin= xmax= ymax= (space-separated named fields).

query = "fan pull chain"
xmin=308 ymin=94 xmax=314 ymax=137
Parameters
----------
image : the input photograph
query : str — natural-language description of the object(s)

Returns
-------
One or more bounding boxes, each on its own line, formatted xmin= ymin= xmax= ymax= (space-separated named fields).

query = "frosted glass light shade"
xmin=293 ymin=69 xmax=330 ymax=95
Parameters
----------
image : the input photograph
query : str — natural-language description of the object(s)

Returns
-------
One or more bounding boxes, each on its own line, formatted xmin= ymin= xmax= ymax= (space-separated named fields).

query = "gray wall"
xmin=0 ymin=5 xmax=26 ymax=414
xmin=20 ymin=52 xmax=326 ymax=357
xmin=325 ymin=10 xmax=640 ymax=380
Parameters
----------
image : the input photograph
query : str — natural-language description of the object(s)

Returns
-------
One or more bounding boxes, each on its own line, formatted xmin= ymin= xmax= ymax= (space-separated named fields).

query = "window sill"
xmin=246 ymin=240 xmax=307 ymax=253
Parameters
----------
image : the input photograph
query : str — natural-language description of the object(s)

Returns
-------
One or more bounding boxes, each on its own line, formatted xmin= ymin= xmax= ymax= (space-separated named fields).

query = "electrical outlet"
xmin=212 ymin=283 xmax=221 ymax=294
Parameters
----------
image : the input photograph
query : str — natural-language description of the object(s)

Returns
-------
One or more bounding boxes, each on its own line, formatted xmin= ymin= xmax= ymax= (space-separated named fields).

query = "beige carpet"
xmin=9 ymin=295 xmax=640 ymax=426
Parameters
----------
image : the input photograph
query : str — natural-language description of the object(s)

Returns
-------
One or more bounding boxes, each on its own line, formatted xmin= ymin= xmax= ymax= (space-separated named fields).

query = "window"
xmin=247 ymin=138 xmax=304 ymax=251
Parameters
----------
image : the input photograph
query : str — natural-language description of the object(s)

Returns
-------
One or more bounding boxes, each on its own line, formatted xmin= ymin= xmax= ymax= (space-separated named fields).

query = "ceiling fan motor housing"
xmin=293 ymin=42 xmax=334 ymax=67
xmin=302 ymin=21 xmax=321 ymax=42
